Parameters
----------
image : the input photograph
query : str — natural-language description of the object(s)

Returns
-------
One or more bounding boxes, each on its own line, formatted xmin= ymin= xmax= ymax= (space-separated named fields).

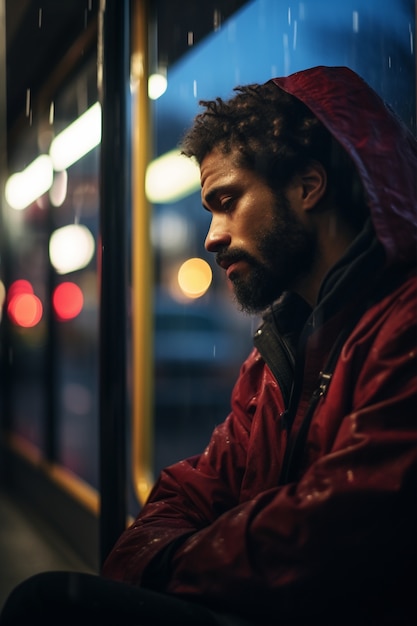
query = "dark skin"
xmin=201 ymin=147 xmax=360 ymax=310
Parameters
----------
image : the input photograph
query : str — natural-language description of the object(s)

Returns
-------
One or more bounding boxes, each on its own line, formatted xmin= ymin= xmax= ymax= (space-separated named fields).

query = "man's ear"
xmin=300 ymin=161 xmax=327 ymax=210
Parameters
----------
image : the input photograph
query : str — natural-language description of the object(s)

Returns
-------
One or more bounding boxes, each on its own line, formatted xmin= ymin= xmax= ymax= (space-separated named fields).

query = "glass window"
xmin=50 ymin=58 xmax=100 ymax=486
xmin=146 ymin=0 xmax=415 ymax=486
xmin=2 ymin=0 xmax=414 ymax=509
xmin=2 ymin=1 xmax=100 ymax=488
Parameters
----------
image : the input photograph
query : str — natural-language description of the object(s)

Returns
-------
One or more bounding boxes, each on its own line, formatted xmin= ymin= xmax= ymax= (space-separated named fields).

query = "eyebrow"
xmin=202 ymin=186 xmax=222 ymax=209
xmin=202 ymin=184 xmax=235 ymax=210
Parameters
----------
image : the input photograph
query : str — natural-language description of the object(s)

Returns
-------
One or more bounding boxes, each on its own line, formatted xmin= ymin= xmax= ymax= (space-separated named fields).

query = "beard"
xmin=216 ymin=193 xmax=316 ymax=314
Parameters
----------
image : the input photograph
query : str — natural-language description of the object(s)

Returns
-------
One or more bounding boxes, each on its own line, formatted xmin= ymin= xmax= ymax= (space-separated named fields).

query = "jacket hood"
xmin=271 ymin=66 xmax=417 ymax=267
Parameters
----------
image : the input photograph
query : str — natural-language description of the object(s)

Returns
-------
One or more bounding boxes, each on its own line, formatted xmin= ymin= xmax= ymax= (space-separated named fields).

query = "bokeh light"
xmin=53 ymin=282 xmax=84 ymax=321
xmin=148 ymin=73 xmax=168 ymax=100
xmin=49 ymin=224 xmax=95 ymax=274
xmin=5 ymin=154 xmax=54 ymax=210
xmin=177 ymin=258 xmax=212 ymax=299
xmin=8 ymin=293 xmax=43 ymax=327
xmin=49 ymin=102 xmax=101 ymax=171
xmin=7 ymin=279 xmax=34 ymax=300
xmin=0 ymin=281 xmax=6 ymax=322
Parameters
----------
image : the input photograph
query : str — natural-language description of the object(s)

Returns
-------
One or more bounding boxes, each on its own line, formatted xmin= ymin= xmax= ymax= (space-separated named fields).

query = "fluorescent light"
xmin=145 ymin=150 xmax=200 ymax=203
xmin=50 ymin=102 xmax=101 ymax=171
xmin=5 ymin=155 xmax=54 ymax=210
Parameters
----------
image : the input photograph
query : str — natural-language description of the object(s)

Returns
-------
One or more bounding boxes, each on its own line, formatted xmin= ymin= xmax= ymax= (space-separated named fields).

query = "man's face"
xmin=201 ymin=148 xmax=316 ymax=313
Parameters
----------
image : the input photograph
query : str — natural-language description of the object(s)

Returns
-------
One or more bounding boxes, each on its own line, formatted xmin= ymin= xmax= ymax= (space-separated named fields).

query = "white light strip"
xmin=50 ymin=102 xmax=102 ymax=171
xmin=145 ymin=150 xmax=200 ymax=204
xmin=5 ymin=155 xmax=54 ymax=210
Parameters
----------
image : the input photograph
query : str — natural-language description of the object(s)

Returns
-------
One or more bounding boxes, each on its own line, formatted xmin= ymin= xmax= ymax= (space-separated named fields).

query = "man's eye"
xmin=220 ymin=197 xmax=233 ymax=211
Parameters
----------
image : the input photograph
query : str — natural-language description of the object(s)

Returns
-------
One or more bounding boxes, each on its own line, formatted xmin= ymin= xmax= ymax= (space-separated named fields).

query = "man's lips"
xmin=217 ymin=258 xmax=245 ymax=279
xmin=217 ymin=258 xmax=231 ymax=271
xmin=225 ymin=261 xmax=241 ymax=279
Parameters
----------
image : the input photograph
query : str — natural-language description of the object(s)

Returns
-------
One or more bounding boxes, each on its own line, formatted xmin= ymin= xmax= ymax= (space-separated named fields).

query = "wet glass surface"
xmin=1 ymin=0 xmax=415 ymax=498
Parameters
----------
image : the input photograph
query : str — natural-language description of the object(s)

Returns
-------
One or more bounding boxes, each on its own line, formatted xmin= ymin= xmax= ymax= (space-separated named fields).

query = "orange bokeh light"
xmin=7 ymin=293 xmax=43 ymax=327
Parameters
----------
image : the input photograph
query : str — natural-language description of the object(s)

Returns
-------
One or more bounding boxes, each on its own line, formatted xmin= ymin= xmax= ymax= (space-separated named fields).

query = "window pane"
xmin=3 ymin=2 xmax=100 ymax=489
xmin=148 ymin=0 xmax=415 ymax=481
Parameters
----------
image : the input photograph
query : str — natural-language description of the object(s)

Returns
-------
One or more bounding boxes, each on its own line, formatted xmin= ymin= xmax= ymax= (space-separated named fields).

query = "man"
xmin=1 ymin=66 xmax=416 ymax=625
xmin=102 ymin=66 xmax=417 ymax=622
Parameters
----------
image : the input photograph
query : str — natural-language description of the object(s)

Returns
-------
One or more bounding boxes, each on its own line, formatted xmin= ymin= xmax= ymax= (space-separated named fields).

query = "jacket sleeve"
xmin=102 ymin=290 xmax=416 ymax=622
xmin=101 ymin=348 xmax=268 ymax=584
xmin=163 ymin=292 xmax=417 ymax=620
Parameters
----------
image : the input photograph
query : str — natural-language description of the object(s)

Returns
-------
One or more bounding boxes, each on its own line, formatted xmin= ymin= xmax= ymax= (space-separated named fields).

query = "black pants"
xmin=0 ymin=571 xmax=249 ymax=626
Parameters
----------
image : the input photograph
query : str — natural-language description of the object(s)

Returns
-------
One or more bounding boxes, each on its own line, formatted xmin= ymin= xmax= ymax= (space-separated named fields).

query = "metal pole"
xmin=130 ymin=0 xmax=154 ymax=506
xmin=98 ymin=0 xmax=130 ymax=567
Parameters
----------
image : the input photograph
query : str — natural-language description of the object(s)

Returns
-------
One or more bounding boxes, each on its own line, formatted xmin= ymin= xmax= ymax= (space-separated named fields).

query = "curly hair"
xmin=181 ymin=81 xmax=368 ymax=228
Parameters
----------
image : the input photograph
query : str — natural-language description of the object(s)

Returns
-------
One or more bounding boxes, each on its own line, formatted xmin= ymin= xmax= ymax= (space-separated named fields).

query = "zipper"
xmin=279 ymin=374 xmax=326 ymax=485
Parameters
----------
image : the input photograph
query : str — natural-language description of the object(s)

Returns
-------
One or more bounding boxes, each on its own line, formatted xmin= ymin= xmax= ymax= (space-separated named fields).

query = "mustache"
xmin=215 ymin=248 xmax=257 ymax=268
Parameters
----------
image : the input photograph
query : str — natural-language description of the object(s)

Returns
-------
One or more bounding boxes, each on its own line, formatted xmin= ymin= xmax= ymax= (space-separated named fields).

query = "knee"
xmin=0 ymin=571 xmax=77 ymax=625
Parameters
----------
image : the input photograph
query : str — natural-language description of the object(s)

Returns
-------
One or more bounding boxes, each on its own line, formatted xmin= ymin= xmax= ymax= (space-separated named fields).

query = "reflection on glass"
xmin=3 ymin=45 xmax=100 ymax=482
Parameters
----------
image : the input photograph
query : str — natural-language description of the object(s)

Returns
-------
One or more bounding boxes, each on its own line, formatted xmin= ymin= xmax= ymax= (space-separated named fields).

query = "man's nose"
xmin=204 ymin=218 xmax=231 ymax=252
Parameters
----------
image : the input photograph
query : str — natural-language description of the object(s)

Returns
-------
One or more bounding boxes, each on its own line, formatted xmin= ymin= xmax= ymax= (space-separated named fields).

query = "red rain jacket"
xmin=103 ymin=67 xmax=417 ymax=624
